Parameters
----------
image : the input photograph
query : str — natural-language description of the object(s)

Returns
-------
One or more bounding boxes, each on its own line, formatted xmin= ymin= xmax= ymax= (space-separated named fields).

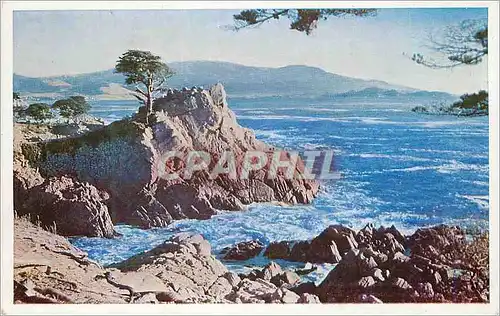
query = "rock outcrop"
xmin=14 ymin=217 xmax=321 ymax=304
xmin=21 ymin=84 xmax=319 ymax=228
xmin=17 ymin=176 xmax=116 ymax=238
xmin=239 ymin=261 xmax=301 ymax=288
xmin=262 ymin=223 xmax=489 ymax=304
xmin=108 ymin=232 xmax=236 ymax=303
xmin=262 ymin=224 xmax=358 ymax=263
xmin=13 ymin=124 xmax=116 ymax=238
xmin=221 ymin=240 xmax=264 ymax=261
xmin=13 ymin=217 xmax=488 ymax=304
xmin=14 ymin=217 xmax=126 ymax=304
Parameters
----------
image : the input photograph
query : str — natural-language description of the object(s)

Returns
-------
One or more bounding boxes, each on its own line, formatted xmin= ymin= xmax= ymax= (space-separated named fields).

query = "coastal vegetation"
xmin=52 ymin=96 xmax=91 ymax=121
xmin=24 ymin=103 xmax=53 ymax=123
xmin=114 ymin=50 xmax=175 ymax=117
xmin=14 ymin=93 xmax=92 ymax=124
xmin=412 ymin=90 xmax=488 ymax=116
xmin=411 ymin=18 xmax=489 ymax=116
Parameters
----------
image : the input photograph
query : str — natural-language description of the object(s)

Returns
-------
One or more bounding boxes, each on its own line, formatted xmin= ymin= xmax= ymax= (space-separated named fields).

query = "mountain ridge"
xmin=14 ymin=60 xmax=454 ymax=100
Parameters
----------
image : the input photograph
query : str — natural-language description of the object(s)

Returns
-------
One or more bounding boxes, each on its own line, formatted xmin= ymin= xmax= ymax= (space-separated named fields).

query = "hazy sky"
xmin=13 ymin=8 xmax=488 ymax=94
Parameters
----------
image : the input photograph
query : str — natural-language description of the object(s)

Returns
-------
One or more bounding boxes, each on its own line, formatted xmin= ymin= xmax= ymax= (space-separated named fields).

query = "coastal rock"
xmin=222 ymin=240 xmax=264 ymax=261
xmin=356 ymin=224 xmax=406 ymax=255
xmin=262 ymin=262 xmax=283 ymax=280
xmin=26 ymin=84 xmax=319 ymax=228
xmin=298 ymin=293 xmax=321 ymax=303
xmin=13 ymin=125 xmax=46 ymax=209
xmin=13 ymin=217 xmax=237 ymax=304
xmin=358 ymin=294 xmax=383 ymax=304
xmin=263 ymin=241 xmax=291 ymax=260
xmin=263 ymin=225 xmax=356 ymax=263
xmin=226 ymin=278 xmax=277 ymax=303
xmin=270 ymin=271 xmax=301 ymax=287
xmin=240 ymin=262 xmax=301 ymax=289
xmin=14 ymin=219 xmax=489 ymax=304
xmin=290 ymin=282 xmax=317 ymax=296
xmin=17 ymin=176 xmax=116 ymax=238
xmin=408 ymin=224 xmax=465 ymax=261
xmin=280 ymin=288 xmax=300 ymax=303
xmin=14 ymin=217 xmax=127 ymax=304
xmin=109 ymin=233 xmax=234 ymax=303
xmin=313 ymin=224 xmax=489 ymax=303
xmin=315 ymin=225 xmax=359 ymax=256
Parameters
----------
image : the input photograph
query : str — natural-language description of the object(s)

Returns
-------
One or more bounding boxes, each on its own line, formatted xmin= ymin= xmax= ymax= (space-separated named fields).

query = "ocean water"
xmin=74 ymin=97 xmax=489 ymax=281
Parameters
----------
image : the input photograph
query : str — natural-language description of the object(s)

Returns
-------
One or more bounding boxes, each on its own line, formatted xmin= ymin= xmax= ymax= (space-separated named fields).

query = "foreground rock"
xmin=221 ymin=240 xmax=264 ymax=261
xmin=228 ymin=262 xmax=319 ymax=304
xmin=20 ymin=84 xmax=319 ymax=228
xmin=263 ymin=223 xmax=489 ymax=303
xmin=14 ymin=217 xmax=323 ymax=304
xmin=16 ymin=176 xmax=116 ymax=238
xmin=263 ymin=225 xmax=358 ymax=263
xmin=14 ymin=217 xmax=126 ymax=304
xmin=13 ymin=123 xmax=117 ymax=238
xmin=108 ymin=232 xmax=236 ymax=303
xmin=15 ymin=217 xmax=235 ymax=303
xmin=239 ymin=262 xmax=301 ymax=288
xmin=14 ymin=217 xmax=488 ymax=304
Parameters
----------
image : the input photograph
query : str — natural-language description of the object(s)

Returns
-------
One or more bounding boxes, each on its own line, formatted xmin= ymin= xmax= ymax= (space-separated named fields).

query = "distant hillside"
xmin=328 ymin=87 xmax=457 ymax=101
xmin=14 ymin=61 xmax=426 ymax=100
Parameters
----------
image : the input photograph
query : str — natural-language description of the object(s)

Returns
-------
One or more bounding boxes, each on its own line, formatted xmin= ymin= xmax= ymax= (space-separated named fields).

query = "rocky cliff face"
xmin=23 ymin=84 xmax=319 ymax=228
xmin=13 ymin=124 xmax=116 ymax=238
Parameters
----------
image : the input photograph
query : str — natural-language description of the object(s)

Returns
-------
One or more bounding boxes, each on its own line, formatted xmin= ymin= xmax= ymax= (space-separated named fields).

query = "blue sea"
xmin=73 ymin=97 xmax=489 ymax=281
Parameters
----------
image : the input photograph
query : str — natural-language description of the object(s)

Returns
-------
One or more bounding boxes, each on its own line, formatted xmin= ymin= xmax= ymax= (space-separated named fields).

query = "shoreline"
xmin=13 ymin=215 xmax=489 ymax=304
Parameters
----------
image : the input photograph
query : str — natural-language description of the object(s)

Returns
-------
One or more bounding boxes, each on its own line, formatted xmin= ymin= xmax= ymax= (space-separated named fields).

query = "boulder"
xmin=270 ymin=271 xmax=301 ymax=287
xmin=356 ymin=224 xmax=406 ymax=256
xmin=416 ymin=282 xmax=434 ymax=301
xmin=262 ymin=262 xmax=283 ymax=280
xmin=317 ymin=248 xmax=393 ymax=302
xmin=358 ymin=294 xmax=383 ymax=304
xmin=226 ymin=278 xmax=277 ymax=303
xmin=17 ymin=176 xmax=116 ymax=238
xmin=289 ymin=241 xmax=312 ymax=262
xmin=280 ymin=288 xmax=300 ymax=303
xmin=222 ymin=240 xmax=264 ymax=261
xmin=263 ymin=241 xmax=291 ymax=260
xmin=109 ymin=232 xmax=232 ymax=303
xmin=27 ymin=84 xmax=319 ymax=228
xmin=14 ymin=218 xmax=127 ymax=304
xmin=298 ymin=293 xmax=321 ymax=303
xmin=315 ymin=225 xmax=358 ymax=256
xmin=408 ymin=225 xmax=466 ymax=261
xmin=280 ymin=225 xmax=357 ymax=263
xmin=290 ymin=282 xmax=317 ymax=297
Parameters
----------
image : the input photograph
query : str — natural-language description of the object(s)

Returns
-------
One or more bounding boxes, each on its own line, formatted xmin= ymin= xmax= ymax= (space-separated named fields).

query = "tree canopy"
xmin=233 ymin=9 xmax=377 ymax=35
xmin=453 ymin=90 xmax=488 ymax=112
xmin=26 ymin=103 xmax=53 ymax=122
xmin=52 ymin=96 xmax=91 ymax=119
xmin=412 ymin=19 xmax=488 ymax=68
xmin=115 ymin=50 xmax=175 ymax=114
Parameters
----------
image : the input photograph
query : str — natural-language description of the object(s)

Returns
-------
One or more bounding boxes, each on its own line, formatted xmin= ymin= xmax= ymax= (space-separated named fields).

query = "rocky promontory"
xmin=14 ymin=84 xmax=319 ymax=234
